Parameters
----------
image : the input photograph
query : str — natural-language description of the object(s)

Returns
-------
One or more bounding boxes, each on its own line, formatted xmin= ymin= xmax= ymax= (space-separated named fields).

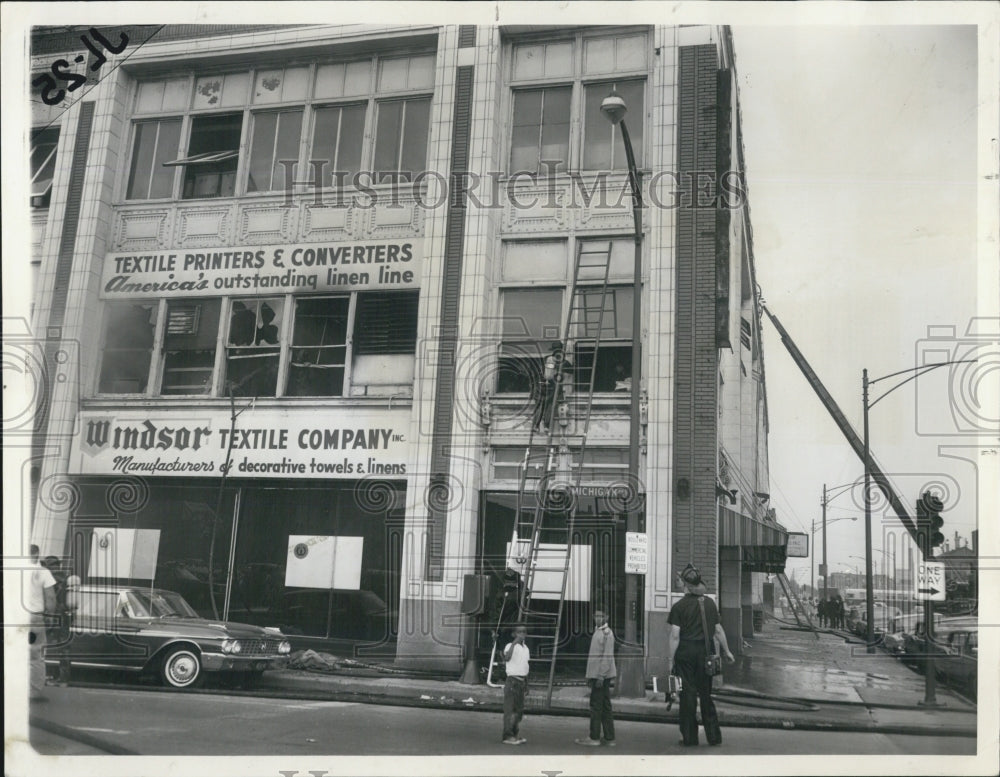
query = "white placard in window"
xmin=285 ymin=535 xmax=363 ymax=590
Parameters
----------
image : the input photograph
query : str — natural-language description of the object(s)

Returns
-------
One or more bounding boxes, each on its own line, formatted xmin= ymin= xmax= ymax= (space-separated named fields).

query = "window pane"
xmin=282 ymin=67 xmax=309 ymax=101
xmin=616 ymin=34 xmax=647 ymax=70
xmin=162 ymin=300 xmax=220 ymax=395
xmin=571 ymin=286 xmax=633 ymax=340
xmin=583 ymin=37 xmax=615 ymax=75
xmin=272 ymin=110 xmax=303 ymax=191
xmin=220 ymin=72 xmax=250 ymax=107
xmin=344 ymin=60 xmax=371 ymax=95
xmin=162 ymin=78 xmax=189 ymax=111
xmin=226 ymin=298 xmax=283 ymax=397
xmin=287 ymin=297 xmax=349 ymax=397
xmin=193 ymin=76 xmax=225 ymax=108
xmin=583 ymin=81 xmax=643 ymax=170
xmin=126 ymin=123 xmax=156 ymax=199
xmin=315 ymin=63 xmax=346 ymax=99
xmin=513 ymin=44 xmax=544 ymax=80
xmin=312 ymin=104 xmax=366 ymax=183
xmin=98 ymin=302 xmax=157 ymax=393
xmin=502 ymin=288 xmax=562 ymax=340
xmin=502 ymin=241 xmax=566 ymax=281
xmin=408 ymin=54 xmax=435 ymax=89
xmin=510 ymin=90 xmax=542 ymax=173
xmin=253 ymin=69 xmax=283 ymax=103
xmin=539 ymin=87 xmax=571 ymax=171
xmin=379 ymin=57 xmax=409 ymax=91
xmin=149 ymin=120 xmax=182 ymax=199
xmin=496 ymin=343 xmax=543 ymax=393
xmin=399 ymin=97 xmax=430 ymax=177
xmin=135 ymin=81 xmax=165 ymax=113
xmin=247 ymin=112 xmax=277 ymax=193
xmin=544 ymin=42 xmax=573 ymax=77
xmin=373 ymin=101 xmax=403 ymax=175
xmin=337 ymin=103 xmax=366 ymax=179
xmin=353 ymin=291 xmax=419 ymax=355
xmin=183 ymin=113 xmax=242 ymax=199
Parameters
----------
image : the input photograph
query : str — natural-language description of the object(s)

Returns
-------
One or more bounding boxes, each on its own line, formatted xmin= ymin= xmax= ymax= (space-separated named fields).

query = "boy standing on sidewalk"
xmin=501 ymin=623 xmax=529 ymax=744
xmin=576 ymin=607 xmax=616 ymax=747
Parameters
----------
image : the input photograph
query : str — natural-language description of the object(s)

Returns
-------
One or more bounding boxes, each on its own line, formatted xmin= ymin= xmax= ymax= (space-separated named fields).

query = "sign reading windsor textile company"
xmin=69 ymin=409 xmax=409 ymax=479
xmin=100 ymin=239 xmax=423 ymax=299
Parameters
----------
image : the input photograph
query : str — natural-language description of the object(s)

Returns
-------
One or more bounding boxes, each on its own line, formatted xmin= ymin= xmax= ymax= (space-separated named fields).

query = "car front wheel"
xmin=160 ymin=647 xmax=202 ymax=688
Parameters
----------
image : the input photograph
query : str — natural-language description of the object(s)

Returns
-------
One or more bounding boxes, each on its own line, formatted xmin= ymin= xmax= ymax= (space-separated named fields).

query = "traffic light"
xmin=916 ymin=491 xmax=945 ymax=551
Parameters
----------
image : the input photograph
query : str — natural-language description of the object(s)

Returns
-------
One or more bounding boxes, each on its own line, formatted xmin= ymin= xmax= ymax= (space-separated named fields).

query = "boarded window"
xmin=353 ymin=291 xmax=419 ymax=355
xmin=161 ymin=299 xmax=221 ymax=395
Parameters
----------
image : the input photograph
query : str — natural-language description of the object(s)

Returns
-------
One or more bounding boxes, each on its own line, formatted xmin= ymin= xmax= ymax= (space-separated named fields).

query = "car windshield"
xmin=125 ymin=589 xmax=199 ymax=618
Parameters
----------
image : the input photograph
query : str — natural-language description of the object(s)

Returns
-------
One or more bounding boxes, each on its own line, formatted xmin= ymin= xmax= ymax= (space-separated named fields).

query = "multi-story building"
xmin=26 ymin=22 xmax=787 ymax=678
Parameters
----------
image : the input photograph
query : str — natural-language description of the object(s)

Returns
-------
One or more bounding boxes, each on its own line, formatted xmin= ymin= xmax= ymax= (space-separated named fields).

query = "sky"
xmin=732 ymin=24 xmax=991 ymax=587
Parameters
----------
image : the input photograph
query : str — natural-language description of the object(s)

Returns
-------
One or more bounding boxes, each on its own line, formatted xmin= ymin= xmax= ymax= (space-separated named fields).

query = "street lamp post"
xmin=601 ymin=90 xmax=644 ymax=697
xmin=861 ymin=357 xmax=976 ymax=656
xmin=820 ymin=482 xmax=859 ymax=605
xmin=810 ymin=510 xmax=857 ymax=604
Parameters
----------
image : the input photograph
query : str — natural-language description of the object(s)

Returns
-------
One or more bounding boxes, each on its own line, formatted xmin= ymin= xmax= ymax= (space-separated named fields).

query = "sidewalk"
xmin=259 ymin=618 xmax=976 ymax=736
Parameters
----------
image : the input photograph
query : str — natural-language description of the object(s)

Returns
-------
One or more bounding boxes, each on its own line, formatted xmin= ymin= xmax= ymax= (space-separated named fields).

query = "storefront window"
xmin=161 ymin=299 xmax=221 ymax=395
xmin=225 ymin=298 xmax=283 ymax=397
xmin=97 ymin=302 xmax=158 ymax=394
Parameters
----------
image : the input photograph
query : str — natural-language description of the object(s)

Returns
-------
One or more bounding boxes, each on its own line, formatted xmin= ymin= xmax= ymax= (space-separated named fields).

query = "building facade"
xmin=27 ymin=23 xmax=786 ymax=678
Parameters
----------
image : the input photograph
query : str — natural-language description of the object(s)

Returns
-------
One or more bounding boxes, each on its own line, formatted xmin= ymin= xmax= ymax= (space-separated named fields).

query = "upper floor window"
xmin=95 ymin=290 xmax=419 ymax=399
xmin=507 ymin=30 xmax=647 ymax=175
xmin=30 ymin=127 xmax=60 ymax=208
xmin=125 ymin=53 xmax=435 ymax=202
xmin=497 ymin=239 xmax=636 ymax=394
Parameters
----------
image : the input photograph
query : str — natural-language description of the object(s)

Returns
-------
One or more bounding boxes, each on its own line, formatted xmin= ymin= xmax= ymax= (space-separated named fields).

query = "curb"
xmin=254 ymin=678 xmax=978 ymax=739
xmin=30 ymin=715 xmax=138 ymax=755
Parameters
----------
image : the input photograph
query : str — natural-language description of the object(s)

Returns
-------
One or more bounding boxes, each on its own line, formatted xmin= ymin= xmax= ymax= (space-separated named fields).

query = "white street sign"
xmin=915 ymin=561 xmax=946 ymax=601
xmin=625 ymin=532 xmax=648 ymax=574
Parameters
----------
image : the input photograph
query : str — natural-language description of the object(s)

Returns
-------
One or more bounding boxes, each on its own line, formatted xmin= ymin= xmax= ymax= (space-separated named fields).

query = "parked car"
xmin=46 ymin=584 xmax=291 ymax=688
xmin=884 ymin=613 xmax=921 ymax=654
xmin=850 ymin=601 xmax=901 ymax=638
xmin=901 ymin=614 xmax=976 ymax=671
xmin=935 ymin=629 xmax=978 ymax=698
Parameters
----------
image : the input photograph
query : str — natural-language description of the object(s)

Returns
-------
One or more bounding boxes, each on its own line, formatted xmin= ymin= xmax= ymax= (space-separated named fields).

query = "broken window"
xmin=286 ymin=296 xmax=350 ymax=397
xmin=161 ymin=299 xmax=221 ymax=395
xmin=97 ymin=302 xmax=158 ymax=394
xmin=225 ymin=298 xmax=283 ymax=397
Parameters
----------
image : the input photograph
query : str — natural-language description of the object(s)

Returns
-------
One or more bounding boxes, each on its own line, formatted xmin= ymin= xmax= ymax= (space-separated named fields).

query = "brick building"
xmin=25 ymin=22 xmax=786 ymax=678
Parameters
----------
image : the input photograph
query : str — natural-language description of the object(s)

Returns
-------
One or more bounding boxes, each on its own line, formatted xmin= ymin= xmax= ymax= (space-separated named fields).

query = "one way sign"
xmin=915 ymin=561 xmax=946 ymax=601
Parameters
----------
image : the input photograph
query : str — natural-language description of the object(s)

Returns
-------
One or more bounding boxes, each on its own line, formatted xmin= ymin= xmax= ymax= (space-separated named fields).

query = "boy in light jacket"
xmin=576 ymin=607 xmax=616 ymax=746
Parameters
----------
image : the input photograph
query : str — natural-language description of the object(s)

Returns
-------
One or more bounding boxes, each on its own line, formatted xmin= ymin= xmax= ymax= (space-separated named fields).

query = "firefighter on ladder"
xmin=533 ymin=340 xmax=574 ymax=434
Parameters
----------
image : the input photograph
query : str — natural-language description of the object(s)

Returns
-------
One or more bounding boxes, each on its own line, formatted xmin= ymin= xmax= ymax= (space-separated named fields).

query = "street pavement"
xmin=26 ymin=684 xmax=976 ymax=757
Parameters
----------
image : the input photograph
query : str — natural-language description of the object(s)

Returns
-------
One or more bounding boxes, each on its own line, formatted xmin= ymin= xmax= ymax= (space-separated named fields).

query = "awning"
xmin=718 ymin=505 xmax=788 ymax=573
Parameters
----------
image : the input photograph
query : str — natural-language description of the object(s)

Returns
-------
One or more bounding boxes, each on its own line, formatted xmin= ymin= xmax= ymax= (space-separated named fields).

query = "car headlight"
xmin=230 ymin=640 xmax=242 ymax=654
xmin=278 ymin=640 xmax=291 ymax=655
xmin=221 ymin=639 xmax=243 ymax=654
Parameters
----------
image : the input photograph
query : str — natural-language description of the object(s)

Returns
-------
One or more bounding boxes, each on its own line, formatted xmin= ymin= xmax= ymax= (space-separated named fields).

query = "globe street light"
xmin=601 ymin=89 xmax=643 ymax=697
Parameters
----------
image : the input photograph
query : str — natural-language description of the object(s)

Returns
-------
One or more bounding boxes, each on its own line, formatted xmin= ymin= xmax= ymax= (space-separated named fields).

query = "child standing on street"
xmin=576 ymin=607 xmax=616 ymax=747
xmin=502 ymin=623 xmax=530 ymax=744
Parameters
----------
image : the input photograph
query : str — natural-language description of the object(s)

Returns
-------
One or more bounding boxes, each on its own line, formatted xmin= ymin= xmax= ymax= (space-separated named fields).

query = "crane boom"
xmin=761 ymin=304 xmax=920 ymax=541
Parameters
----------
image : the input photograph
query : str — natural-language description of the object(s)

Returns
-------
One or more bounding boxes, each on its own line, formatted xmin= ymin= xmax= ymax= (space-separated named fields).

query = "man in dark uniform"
xmin=666 ymin=564 xmax=736 ymax=747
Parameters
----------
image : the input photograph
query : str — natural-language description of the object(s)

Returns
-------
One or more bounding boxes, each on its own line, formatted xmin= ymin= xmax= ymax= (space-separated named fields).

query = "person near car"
xmin=834 ymin=595 xmax=846 ymax=629
xmin=666 ymin=564 xmax=736 ymax=747
xmin=27 ymin=545 xmax=57 ymax=701
xmin=40 ymin=556 xmax=78 ymax=684
xmin=501 ymin=623 xmax=529 ymax=744
xmin=576 ymin=607 xmax=616 ymax=747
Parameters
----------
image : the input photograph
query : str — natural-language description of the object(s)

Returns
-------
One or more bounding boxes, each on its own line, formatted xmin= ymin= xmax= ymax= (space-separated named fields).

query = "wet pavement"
xmin=250 ymin=616 xmax=976 ymax=736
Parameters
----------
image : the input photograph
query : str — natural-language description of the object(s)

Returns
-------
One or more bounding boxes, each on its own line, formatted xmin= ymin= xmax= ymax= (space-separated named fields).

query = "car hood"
xmin=138 ymin=617 xmax=280 ymax=640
